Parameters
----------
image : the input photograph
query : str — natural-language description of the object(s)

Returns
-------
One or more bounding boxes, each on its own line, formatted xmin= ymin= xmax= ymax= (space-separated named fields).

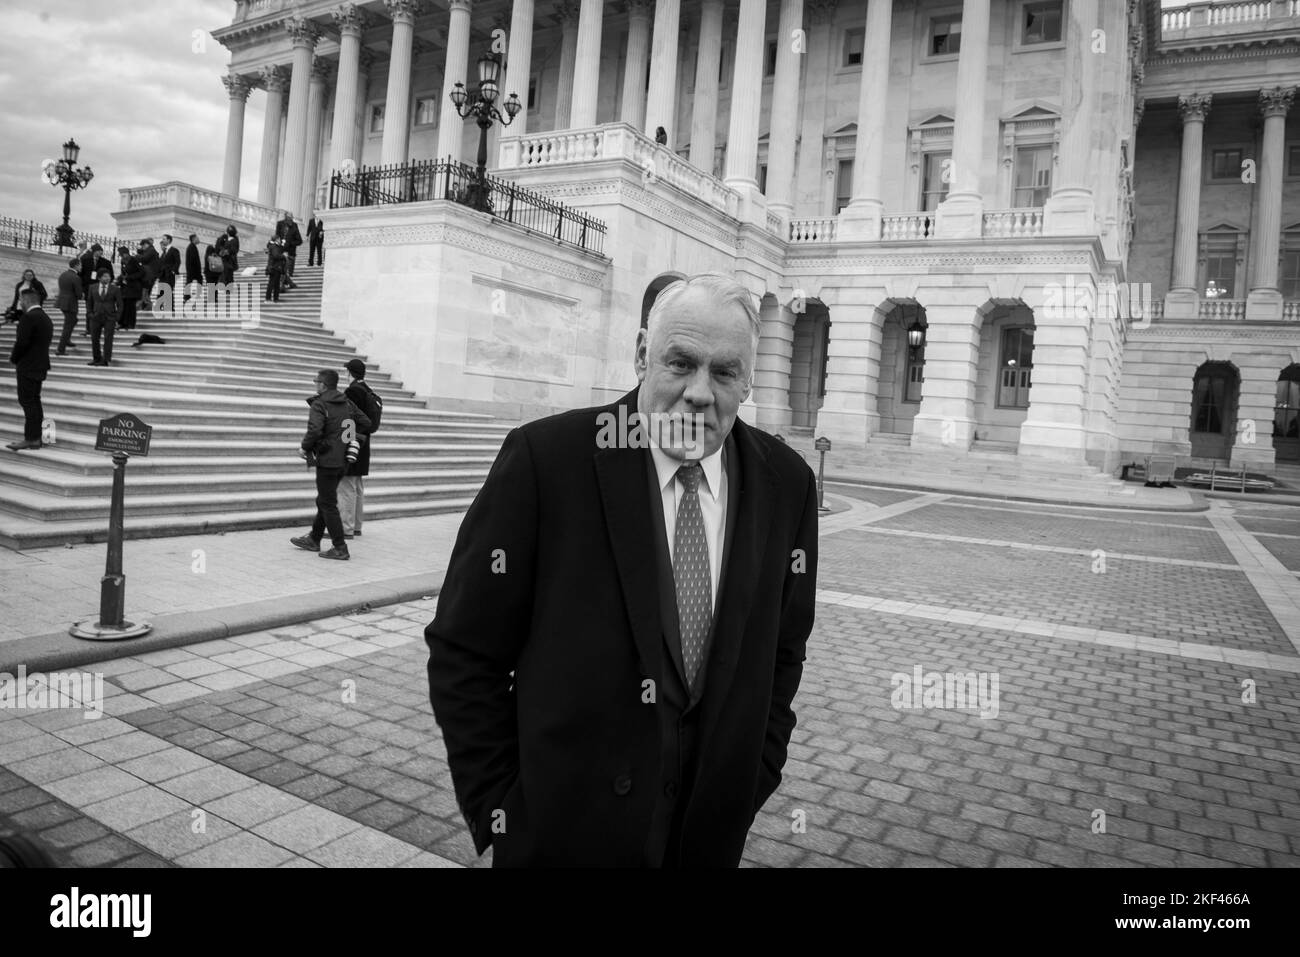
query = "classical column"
xmin=935 ymin=0 xmax=991 ymax=238
xmin=278 ymin=16 xmax=320 ymax=217
xmin=351 ymin=49 xmax=375 ymax=167
xmin=1165 ymin=93 xmax=1211 ymax=319
xmin=621 ymin=0 xmax=653 ymax=130
xmin=644 ymin=0 xmax=681 ymax=143
xmin=794 ymin=0 xmax=835 ymax=211
xmin=1042 ymin=0 xmax=1100 ymax=235
xmin=764 ymin=0 xmax=804 ymax=219
xmin=837 ymin=0 xmax=892 ymax=239
xmin=506 ymin=0 xmax=537 ymax=135
xmin=381 ymin=0 xmax=420 ymax=166
xmin=329 ymin=3 xmax=369 ymax=176
xmin=723 ymin=0 xmax=766 ymax=201
xmin=554 ymin=3 xmax=580 ymax=129
xmin=300 ymin=59 xmax=331 ymax=218
xmin=221 ymin=74 xmax=252 ymax=197
xmin=1246 ymin=86 xmax=1294 ymax=321
xmin=434 ymin=0 xmax=471 ymax=161
xmin=753 ymin=298 xmax=796 ymax=434
xmin=257 ymin=66 xmax=288 ymax=207
xmin=688 ymin=0 xmax=723 ymax=170
xmin=910 ymin=299 xmax=984 ymax=450
xmin=569 ymin=0 xmax=605 ymax=127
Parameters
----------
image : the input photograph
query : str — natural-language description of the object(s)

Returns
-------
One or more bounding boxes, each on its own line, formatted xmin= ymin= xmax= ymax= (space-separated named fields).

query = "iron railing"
xmin=0 ymin=215 xmax=118 ymax=260
xmin=329 ymin=159 xmax=606 ymax=256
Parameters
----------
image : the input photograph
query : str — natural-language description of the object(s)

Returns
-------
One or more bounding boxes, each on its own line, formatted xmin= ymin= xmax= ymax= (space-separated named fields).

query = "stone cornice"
xmin=785 ymin=252 xmax=1095 ymax=272
xmin=1131 ymin=323 xmax=1300 ymax=340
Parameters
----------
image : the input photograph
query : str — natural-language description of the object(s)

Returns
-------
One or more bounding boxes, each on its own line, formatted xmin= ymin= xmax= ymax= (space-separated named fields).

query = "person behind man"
xmin=54 ymin=258 xmax=83 ymax=356
xmin=290 ymin=368 xmax=371 ymax=560
xmin=87 ymin=267 xmax=122 ymax=366
xmin=307 ymin=215 xmax=324 ymax=266
xmin=159 ymin=234 xmax=181 ymax=294
xmin=77 ymin=241 xmax=96 ymax=290
xmin=8 ymin=269 xmax=46 ymax=315
xmin=136 ymin=238 xmax=160 ymax=310
xmin=205 ymin=235 xmax=226 ymax=287
xmin=6 ymin=287 xmax=53 ymax=451
xmin=184 ymin=234 xmax=203 ymax=302
xmin=115 ymin=245 xmax=142 ymax=331
xmin=341 ymin=358 xmax=381 ymax=539
xmin=264 ymin=237 xmax=286 ymax=303
xmin=220 ymin=225 xmax=240 ymax=286
xmin=275 ymin=212 xmax=303 ymax=290
xmin=425 ymin=274 xmax=819 ymax=867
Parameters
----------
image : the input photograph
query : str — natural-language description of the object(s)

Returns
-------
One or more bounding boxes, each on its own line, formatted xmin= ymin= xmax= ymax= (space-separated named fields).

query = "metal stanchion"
xmin=815 ymin=436 xmax=831 ymax=513
xmin=71 ymin=449 xmax=152 ymax=640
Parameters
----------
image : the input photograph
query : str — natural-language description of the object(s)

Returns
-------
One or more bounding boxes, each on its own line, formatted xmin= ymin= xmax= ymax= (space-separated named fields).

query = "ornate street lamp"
xmin=907 ymin=319 xmax=926 ymax=360
xmin=43 ymin=138 xmax=94 ymax=251
xmin=448 ymin=51 xmax=521 ymax=213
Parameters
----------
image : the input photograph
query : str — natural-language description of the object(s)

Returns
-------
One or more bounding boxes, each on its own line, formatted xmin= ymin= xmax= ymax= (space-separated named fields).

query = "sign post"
xmin=814 ymin=435 xmax=831 ymax=513
xmin=70 ymin=413 xmax=154 ymax=640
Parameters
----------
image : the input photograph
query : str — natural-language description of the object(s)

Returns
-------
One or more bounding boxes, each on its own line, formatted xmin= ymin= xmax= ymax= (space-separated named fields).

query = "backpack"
xmin=207 ymin=251 xmax=225 ymax=272
xmin=357 ymin=381 xmax=383 ymax=431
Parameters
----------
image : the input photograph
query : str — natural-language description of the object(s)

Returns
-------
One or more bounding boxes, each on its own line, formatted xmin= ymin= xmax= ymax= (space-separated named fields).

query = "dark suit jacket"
xmin=88 ymin=282 xmax=122 ymax=323
xmin=307 ymin=218 xmax=321 ymax=240
xmin=9 ymin=306 xmax=53 ymax=380
xmin=161 ymin=246 xmax=181 ymax=282
xmin=137 ymin=246 xmax=161 ymax=285
xmin=426 ymin=387 xmax=818 ymax=867
xmin=56 ymin=270 xmax=83 ymax=313
xmin=117 ymin=256 xmax=143 ymax=300
xmin=185 ymin=243 xmax=202 ymax=282
xmin=78 ymin=250 xmax=98 ymax=286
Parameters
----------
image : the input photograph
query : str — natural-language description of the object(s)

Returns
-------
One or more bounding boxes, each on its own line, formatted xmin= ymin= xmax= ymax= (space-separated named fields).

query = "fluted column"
xmin=330 ymin=3 xmax=369 ymax=175
xmin=1165 ymin=93 xmax=1211 ymax=318
xmin=620 ymin=0 xmax=653 ymax=130
xmin=506 ymin=0 xmax=537 ymax=135
xmin=300 ymin=59 xmax=331 ymax=218
xmin=838 ymin=0 xmax=893 ymax=239
xmin=380 ymin=0 xmax=420 ymax=165
xmin=221 ymin=74 xmax=252 ymax=197
xmin=1042 ymin=0 xmax=1100 ymax=235
xmin=351 ymin=49 xmax=375 ymax=167
xmin=257 ymin=66 xmax=288 ymax=207
xmin=764 ymin=0 xmax=804 ymax=218
xmin=1247 ymin=86 xmax=1294 ymax=320
xmin=688 ymin=0 xmax=723 ymax=170
xmin=569 ymin=0 xmax=605 ymax=127
xmin=794 ymin=0 xmax=835 ymax=211
xmin=644 ymin=0 xmax=681 ymax=143
xmin=723 ymin=0 xmax=766 ymax=193
xmin=935 ymin=0 xmax=990 ymax=238
xmin=554 ymin=3 xmax=580 ymax=129
xmin=278 ymin=17 xmax=320 ymax=217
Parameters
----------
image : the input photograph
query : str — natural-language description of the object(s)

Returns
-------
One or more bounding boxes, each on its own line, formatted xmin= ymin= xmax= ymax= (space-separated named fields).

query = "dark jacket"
xmin=426 ymin=387 xmax=819 ymax=867
xmin=161 ymin=245 xmax=181 ymax=283
xmin=266 ymin=243 xmax=286 ymax=274
xmin=9 ymin=306 xmax=53 ymax=380
xmin=307 ymin=218 xmax=322 ymax=240
xmin=88 ymin=280 xmax=123 ymax=322
xmin=345 ymin=380 xmax=381 ymax=476
xmin=56 ymin=269 xmax=83 ymax=313
xmin=223 ymin=235 xmax=240 ymax=271
xmin=10 ymin=278 xmax=47 ymax=311
xmin=137 ymin=245 xmax=161 ymax=285
xmin=185 ymin=242 xmax=203 ymax=283
xmin=117 ymin=256 xmax=144 ymax=300
xmin=78 ymin=250 xmax=98 ymax=286
xmin=204 ymin=241 xmax=224 ymax=284
xmin=90 ymin=257 xmax=114 ymax=283
xmin=277 ymin=219 xmax=303 ymax=251
xmin=301 ymin=389 xmax=372 ymax=470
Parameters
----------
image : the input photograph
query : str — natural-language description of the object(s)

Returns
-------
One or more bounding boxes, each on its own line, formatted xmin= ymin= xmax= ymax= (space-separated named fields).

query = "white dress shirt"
xmin=649 ymin=437 xmax=728 ymax=613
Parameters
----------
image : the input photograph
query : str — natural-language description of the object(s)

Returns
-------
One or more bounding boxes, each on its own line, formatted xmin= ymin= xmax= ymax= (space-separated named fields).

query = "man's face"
xmin=313 ymin=377 xmax=327 ymax=395
xmin=635 ymin=286 xmax=754 ymax=461
xmin=161 ymin=238 xmax=170 ymax=249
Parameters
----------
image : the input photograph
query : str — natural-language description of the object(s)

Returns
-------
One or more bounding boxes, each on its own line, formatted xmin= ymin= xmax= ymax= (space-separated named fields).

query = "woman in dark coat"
xmin=220 ymin=225 xmax=240 ymax=286
xmin=116 ymin=245 xmax=144 ymax=330
xmin=205 ymin=235 xmax=226 ymax=286
xmin=9 ymin=269 xmax=47 ymax=312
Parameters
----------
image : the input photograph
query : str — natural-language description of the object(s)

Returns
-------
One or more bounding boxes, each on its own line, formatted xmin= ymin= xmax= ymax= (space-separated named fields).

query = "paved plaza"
xmin=2 ymin=485 xmax=1299 ymax=867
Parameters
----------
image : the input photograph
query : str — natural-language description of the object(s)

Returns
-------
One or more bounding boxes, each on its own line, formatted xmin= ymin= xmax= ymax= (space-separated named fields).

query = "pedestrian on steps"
xmin=264 ymin=238 xmax=286 ymax=303
xmin=341 ymin=358 xmax=382 ymax=539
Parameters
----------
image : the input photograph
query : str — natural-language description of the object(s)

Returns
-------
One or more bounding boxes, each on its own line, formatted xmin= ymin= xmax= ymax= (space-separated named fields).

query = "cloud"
xmin=0 ymin=0 xmax=270 ymax=239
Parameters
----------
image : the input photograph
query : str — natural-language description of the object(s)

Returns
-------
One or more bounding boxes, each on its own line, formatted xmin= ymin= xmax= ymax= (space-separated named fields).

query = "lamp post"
xmin=448 ymin=51 xmax=521 ymax=213
xmin=43 ymin=139 xmax=94 ymax=252
xmin=907 ymin=319 xmax=926 ymax=361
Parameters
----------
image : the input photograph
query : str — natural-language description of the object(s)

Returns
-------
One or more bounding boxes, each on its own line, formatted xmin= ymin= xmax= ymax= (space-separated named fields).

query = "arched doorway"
xmin=790 ymin=301 xmax=830 ymax=429
xmin=641 ymin=273 xmax=686 ymax=328
xmin=1189 ymin=361 xmax=1239 ymax=461
xmin=973 ymin=302 xmax=1035 ymax=445
xmin=1274 ymin=364 xmax=1300 ymax=463
xmin=876 ymin=302 xmax=927 ymax=435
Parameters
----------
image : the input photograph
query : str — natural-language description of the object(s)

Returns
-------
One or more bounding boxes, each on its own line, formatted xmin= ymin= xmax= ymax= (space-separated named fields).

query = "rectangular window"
xmin=1210 ymin=148 xmax=1243 ymax=181
xmin=415 ymin=97 xmax=438 ymax=126
xmin=1276 ymin=377 xmax=1300 ymax=440
xmin=843 ymin=28 xmax=865 ymax=67
xmin=528 ymin=76 xmax=538 ymax=110
xmin=921 ymin=152 xmax=952 ymax=211
xmin=368 ymin=104 xmax=385 ymax=135
xmin=765 ymin=40 xmax=778 ymax=77
xmin=998 ymin=327 xmax=1034 ymax=409
xmin=758 ymin=164 xmax=768 ymax=194
xmin=1013 ymin=145 xmax=1053 ymax=207
xmin=836 ymin=158 xmax=853 ymax=213
xmin=1288 ymin=143 xmax=1300 ymax=177
xmin=1022 ymin=1 xmax=1063 ymax=45
xmin=1203 ymin=251 xmax=1236 ymax=299
xmin=1282 ymin=248 xmax=1300 ymax=299
xmin=905 ymin=353 xmax=925 ymax=403
xmin=930 ymin=15 xmax=962 ymax=55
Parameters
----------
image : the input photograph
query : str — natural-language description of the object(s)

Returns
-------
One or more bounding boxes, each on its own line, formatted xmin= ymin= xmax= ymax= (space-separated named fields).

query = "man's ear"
xmin=634 ymin=328 xmax=649 ymax=382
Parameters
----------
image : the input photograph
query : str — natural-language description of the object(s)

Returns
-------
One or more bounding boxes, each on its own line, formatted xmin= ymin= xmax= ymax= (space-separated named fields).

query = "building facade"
xmin=116 ymin=0 xmax=1300 ymax=475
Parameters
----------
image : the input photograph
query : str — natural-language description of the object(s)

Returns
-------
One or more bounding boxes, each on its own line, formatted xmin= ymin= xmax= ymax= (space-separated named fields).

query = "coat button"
xmin=613 ymin=775 xmax=632 ymax=796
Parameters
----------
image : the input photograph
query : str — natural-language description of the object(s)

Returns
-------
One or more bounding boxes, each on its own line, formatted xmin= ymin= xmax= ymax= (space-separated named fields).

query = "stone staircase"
xmin=0 ymin=264 xmax=513 ymax=549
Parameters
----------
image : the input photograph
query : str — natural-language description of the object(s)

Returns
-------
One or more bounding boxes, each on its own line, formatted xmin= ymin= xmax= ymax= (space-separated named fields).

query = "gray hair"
xmin=645 ymin=274 xmax=761 ymax=360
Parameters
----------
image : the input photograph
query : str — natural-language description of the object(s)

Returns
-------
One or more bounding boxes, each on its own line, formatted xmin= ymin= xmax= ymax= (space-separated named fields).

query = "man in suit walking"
xmin=6 ymin=287 xmax=53 ymax=451
xmin=307 ymin=216 xmax=324 ymax=266
xmin=426 ymin=274 xmax=819 ymax=867
xmin=54 ymin=257 xmax=83 ymax=356
xmin=86 ymin=267 xmax=122 ymax=366
xmin=184 ymin=234 xmax=203 ymax=302
xmin=159 ymin=235 xmax=181 ymax=294
xmin=275 ymin=212 xmax=303 ymax=290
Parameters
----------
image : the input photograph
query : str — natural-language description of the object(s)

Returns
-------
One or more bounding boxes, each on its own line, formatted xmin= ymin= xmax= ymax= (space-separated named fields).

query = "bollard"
xmin=814 ymin=436 xmax=832 ymax=513
xmin=70 ymin=451 xmax=152 ymax=640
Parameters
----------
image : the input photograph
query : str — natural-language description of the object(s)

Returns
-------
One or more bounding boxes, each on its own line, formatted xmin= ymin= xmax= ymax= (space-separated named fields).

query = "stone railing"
xmin=118 ymin=182 xmax=281 ymax=230
xmin=882 ymin=213 xmax=938 ymax=241
xmin=1282 ymin=301 xmax=1300 ymax=321
xmin=1160 ymin=0 xmax=1297 ymax=39
xmin=499 ymin=123 xmax=739 ymax=218
xmin=235 ymin=0 xmax=287 ymax=21
xmin=1199 ymin=298 xmax=1248 ymax=320
xmin=788 ymin=218 xmax=837 ymax=243
xmin=982 ymin=208 xmax=1044 ymax=238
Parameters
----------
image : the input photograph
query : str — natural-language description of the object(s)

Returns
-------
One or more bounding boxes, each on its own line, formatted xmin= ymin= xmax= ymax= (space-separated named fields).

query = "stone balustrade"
xmin=1281 ymin=301 xmax=1300 ymax=321
xmin=982 ymin=208 xmax=1044 ymax=239
xmin=119 ymin=182 xmax=281 ymax=228
xmin=881 ymin=213 xmax=938 ymax=241
xmin=1160 ymin=0 xmax=1298 ymax=40
xmin=788 ymin=218 xmax=837 ymax=243
xmin=1199 ymin=299 xmax=1248 ymax=320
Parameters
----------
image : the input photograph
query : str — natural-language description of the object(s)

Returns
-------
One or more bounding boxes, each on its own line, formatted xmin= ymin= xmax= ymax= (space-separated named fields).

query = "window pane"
xmin=765 ymin=41 xmax=777 ymax=76
xmin=836 ymin=158 xmax=853 ymax=212
xmin=369 ymin=105 xmax=384 ymax=134
xmin=844 ymin=29 xmax=864 ymax=66
xmin=416 ymin=97 xmax=437 ymax=126
xmin=922 ymin=152 xmax=951 ymax=211
xmin=1281 ymin=250 xmax=1300 ymax=298
xmin=1211 ymin=149 xmax=1242 ymax=180
xmin=932 ymin=16 xmax=962 ymax=55
xmin=528 ymin=77 xmax=537 ymax=110
xmin=1024 ymin=2 xmax=1063 ymax=44
xmin=1288 ymin=144 xmax=1299 ymax=177
xmin=1204 ymin=253 xmax=1235 ymax=298
xmin=1014 ymin=146 xmax=1052 ymax=206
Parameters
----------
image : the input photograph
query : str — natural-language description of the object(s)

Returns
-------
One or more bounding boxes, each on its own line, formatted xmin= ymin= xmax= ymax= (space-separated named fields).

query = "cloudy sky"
xmin=0 ymin=0 xmax=263 ymax=236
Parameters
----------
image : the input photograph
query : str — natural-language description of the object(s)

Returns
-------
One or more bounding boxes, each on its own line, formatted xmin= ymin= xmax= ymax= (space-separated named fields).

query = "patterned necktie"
xmin=673 ymin=463 xmax=712 ymax=691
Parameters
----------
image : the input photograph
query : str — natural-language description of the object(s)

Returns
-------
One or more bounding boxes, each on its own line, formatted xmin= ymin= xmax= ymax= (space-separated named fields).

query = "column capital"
xmin=384 ymin=0 xmax=426 ymax=26
xmin=447 ymin=0 xmax=471 ymax=13
xmin=1177 ymin=92 xmax=1212 ymax=124
xmin=806 ymin=0 xmax=836 ymax=25
xmin=285 ymin=15 xmax=321 ymax=48
xmin=260 ymin=64 xmax=289 ymax=93
xmin=331 ymin=2 xmax=371 ymax=37
xmin=222 ymin=73 xmax=253 ymax=102
xmin=623 ymin=0 xmax=654 ymax=20
xmin=1259 ymin=85 xmax=1295 ymax=119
